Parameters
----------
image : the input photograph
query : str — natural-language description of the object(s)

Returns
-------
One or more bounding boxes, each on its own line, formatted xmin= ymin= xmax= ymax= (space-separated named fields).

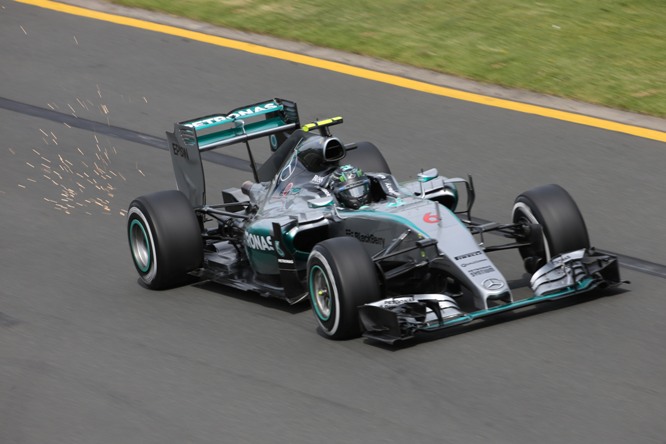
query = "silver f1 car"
xmin=127 ymin=98 xmax=623 ymax=343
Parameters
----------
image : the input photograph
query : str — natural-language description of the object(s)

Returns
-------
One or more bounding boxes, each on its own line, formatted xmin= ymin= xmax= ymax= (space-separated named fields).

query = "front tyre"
xmin=512 ymin=184 xmax=590 ymax=273
xmin=307 ymin=237 xmax=381 ymax=340
xmin=127 ymin=190 xmax=203 ymax=290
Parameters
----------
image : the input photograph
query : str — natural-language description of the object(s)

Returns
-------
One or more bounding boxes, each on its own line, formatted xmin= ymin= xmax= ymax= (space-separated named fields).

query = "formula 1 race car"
xmin=126 ymin=98 xmax=623 ymax=343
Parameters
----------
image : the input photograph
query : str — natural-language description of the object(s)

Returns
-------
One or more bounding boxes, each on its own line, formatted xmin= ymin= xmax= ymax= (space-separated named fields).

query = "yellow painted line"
xmin=17 ymin=0 xmax=666 ymax=143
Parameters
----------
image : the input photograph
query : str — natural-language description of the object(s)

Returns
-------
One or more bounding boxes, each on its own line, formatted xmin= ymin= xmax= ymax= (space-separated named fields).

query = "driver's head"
xmin=328 ymin=164 xmax=370 ymax=209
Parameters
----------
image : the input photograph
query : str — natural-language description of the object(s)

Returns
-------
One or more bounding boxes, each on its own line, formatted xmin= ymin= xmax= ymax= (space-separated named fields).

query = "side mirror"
xmin=418 ymin=168 xmax=439 ymax=182
xmin=308 ymin=196 xmax=335 ymax=208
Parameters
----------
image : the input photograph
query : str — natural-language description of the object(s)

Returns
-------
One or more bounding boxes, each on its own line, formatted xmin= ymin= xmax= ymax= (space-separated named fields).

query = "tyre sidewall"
xmin=513 ymin=199 xmax=550 ymax=261
xmin=308 ymin=250 xmax=343 ymax=336
xmin=127 ymin=190 xmax=203 ymax=290
xmin=307 ymin=237 xmax=381 ymax=339
xmin=128 ymin=203 xmax=159 ymax=285
xmin=512 ymin=184 xmax=590 ymax=264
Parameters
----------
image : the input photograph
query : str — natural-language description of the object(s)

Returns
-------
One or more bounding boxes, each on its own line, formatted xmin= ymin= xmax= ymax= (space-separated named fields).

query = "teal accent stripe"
xmin=181 ymin=101 xmax=282 ymax=130
xmin=423 ymin=278 xmax=595 ymax=331
xmin=343 ymin=210 xmax=429 ymax=238
xmin=197 ymin=116 xmax=286 ymax=147
xmin=129 ymin=219 xmax=150 ymax=273
xmin=309 ymin=265 xmax=331 ymax=321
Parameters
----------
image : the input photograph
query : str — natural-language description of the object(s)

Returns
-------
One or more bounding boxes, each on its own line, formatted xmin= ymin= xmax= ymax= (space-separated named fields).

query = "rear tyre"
xmin=127 ymin=190 xmax=203 ymax=289
xmin=307 ymin=237 xmax=381 ymax=339
xmin=512 ymin=184 xmax=590 ymax=273
xmin=344 ymin=141 xmax=391 ymax=174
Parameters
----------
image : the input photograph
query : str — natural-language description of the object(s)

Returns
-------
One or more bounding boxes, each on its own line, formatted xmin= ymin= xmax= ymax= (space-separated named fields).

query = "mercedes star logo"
xmin=483 ymin=278 xmax=505 ymax=290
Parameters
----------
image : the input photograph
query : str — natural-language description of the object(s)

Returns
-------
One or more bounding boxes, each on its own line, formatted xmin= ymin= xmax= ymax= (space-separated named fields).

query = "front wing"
xmin=358 ymin=249 xmax=623 ymax=344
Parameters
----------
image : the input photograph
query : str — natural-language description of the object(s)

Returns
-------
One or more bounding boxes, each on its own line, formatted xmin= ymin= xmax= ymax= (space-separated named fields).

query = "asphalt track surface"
xmin=2 ymin=2 xmax=666 ymax=443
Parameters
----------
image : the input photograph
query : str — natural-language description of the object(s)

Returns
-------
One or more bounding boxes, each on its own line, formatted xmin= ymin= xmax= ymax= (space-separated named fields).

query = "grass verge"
xmin=109 ymin=0 xmax=665 ymax=117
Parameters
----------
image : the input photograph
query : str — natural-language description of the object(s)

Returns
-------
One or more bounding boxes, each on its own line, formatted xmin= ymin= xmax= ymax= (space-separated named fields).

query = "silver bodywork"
xmin=335 ymin=197 xmax=511 ymax=310
xmin=164 ymin=99 xmax=623 ymax=343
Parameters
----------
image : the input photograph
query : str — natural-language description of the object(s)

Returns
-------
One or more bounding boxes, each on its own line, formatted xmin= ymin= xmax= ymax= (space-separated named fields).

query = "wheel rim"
xmin=129 ymin=219 xmax=151 ymax=273
xmin=310 ymin=265 xmax=332 ymax=321
xmin=513 ymin=203 xmax=551 ymax=261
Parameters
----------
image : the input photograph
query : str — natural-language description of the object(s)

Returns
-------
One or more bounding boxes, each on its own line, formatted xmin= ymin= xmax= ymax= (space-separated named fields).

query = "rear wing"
xmin=167 ymin=98 xmax=300 ymax=207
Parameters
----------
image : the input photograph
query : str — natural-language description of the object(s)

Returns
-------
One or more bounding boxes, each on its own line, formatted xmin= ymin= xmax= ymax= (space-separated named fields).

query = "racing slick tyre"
xmin=127 ymin=190 xmax=203 ymax=290
xmin=307 ymin=237 xmax=381 ymax=340
xmin=344 ymin=141 xmax=391 ymax=174
xmin=512 ymin=184 xmax=590 ymax=274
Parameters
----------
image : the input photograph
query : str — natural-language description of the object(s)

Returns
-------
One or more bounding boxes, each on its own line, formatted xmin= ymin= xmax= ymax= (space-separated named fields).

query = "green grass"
xmin=110 ymin=0 xmax=666 ymax=117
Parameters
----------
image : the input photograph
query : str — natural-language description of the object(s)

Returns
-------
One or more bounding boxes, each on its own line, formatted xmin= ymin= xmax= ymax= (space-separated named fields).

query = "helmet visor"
xmin=346 ymin=182 xmax=369 ymax=198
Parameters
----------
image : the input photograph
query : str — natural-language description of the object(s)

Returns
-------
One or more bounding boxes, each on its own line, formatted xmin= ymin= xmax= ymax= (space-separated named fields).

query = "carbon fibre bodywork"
xmin=158 ymin=98 xmax=623 ymax=343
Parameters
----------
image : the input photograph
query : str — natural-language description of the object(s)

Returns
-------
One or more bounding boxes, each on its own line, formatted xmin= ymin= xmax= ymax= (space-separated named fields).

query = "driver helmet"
xmin=328 ymin=164 xmax=371 ymax=209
